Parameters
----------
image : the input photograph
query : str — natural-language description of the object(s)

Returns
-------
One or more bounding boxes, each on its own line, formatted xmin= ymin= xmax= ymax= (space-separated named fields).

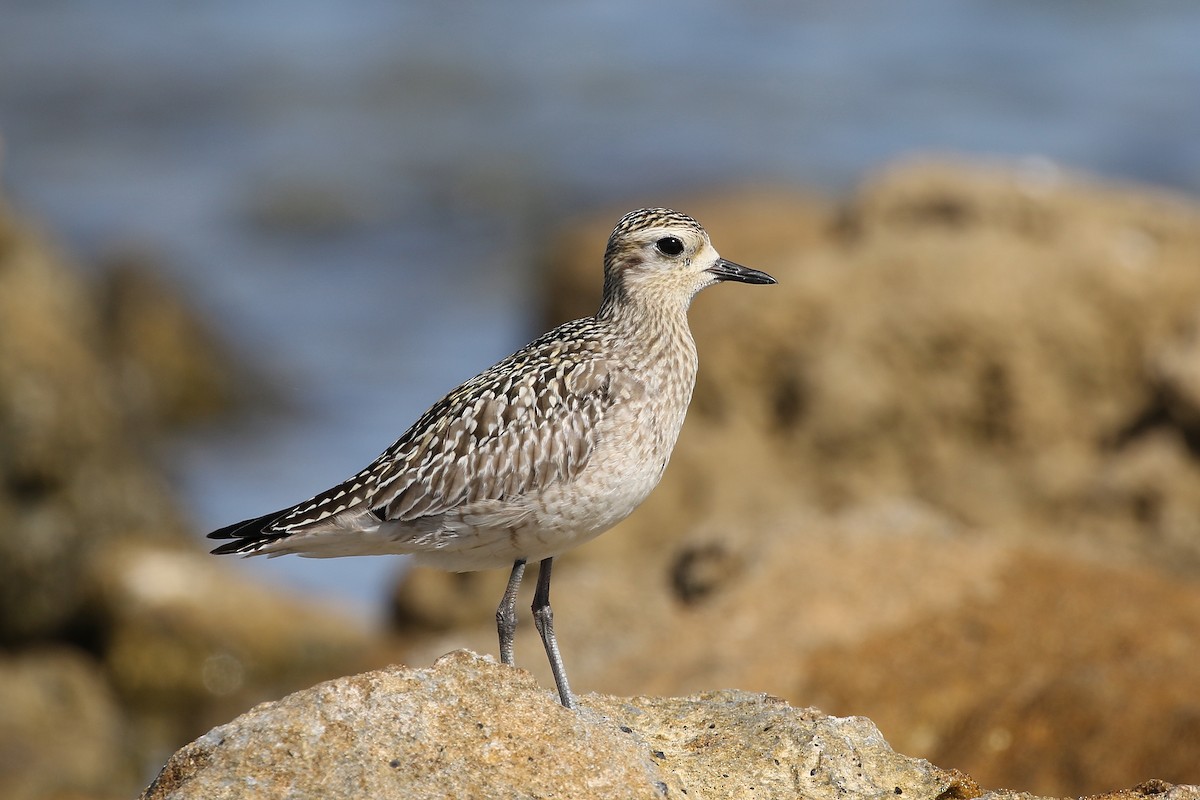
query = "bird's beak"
xmin=706 ymin=258 xmax=777 ymax=285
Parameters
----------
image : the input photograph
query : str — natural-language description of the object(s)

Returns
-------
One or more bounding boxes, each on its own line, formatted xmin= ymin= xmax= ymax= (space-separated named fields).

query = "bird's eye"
xmin=655 ymin=237 xmax=684 ymax=256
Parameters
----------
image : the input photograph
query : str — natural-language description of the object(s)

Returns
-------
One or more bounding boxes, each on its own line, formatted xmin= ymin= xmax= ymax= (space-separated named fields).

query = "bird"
xmin=207 ymin=207 xmax=776 ymax=709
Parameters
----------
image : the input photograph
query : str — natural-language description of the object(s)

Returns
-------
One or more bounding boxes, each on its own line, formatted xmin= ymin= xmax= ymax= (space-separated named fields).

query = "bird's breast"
xmin=571 ymin=343 xmax=697 ymax=519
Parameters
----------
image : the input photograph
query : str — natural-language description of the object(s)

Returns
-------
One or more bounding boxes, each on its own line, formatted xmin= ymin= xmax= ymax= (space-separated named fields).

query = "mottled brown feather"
xmin=267 ymin=317 xmax=616 ymax=534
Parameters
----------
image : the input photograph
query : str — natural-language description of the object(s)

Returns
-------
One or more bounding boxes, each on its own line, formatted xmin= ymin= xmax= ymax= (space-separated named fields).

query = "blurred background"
xmin=2 ymin=2 xmax=1200 ymax=799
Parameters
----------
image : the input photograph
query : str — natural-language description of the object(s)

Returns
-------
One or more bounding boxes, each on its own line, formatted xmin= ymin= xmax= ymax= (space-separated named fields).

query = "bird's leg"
xmin=496 ymin=559 xmax=526 ymax=666
xmin=532 ymin=557 xmax=575 ymax=709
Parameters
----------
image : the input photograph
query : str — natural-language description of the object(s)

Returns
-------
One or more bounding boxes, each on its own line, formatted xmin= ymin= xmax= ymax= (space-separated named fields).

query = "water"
xmin=2 ymin=1 xmax=1198 ymax=621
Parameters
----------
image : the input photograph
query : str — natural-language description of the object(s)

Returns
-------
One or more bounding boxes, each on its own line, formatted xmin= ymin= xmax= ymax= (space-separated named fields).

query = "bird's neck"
xmin=599 ymin=286 xmax=691 ymax=333
xmin=597 ymin=291 xmax=698 ymax=374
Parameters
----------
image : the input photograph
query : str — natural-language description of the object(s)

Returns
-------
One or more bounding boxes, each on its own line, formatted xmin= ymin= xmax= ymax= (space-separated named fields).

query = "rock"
xmin=1074 ymin=785 xmax=1200 ymax=800
xmin=1148 ymin=310 xmax=1200 ymax=436
xmin=801 ymin=547 xmax=1200 ymax=795
xmin=0 ymin=202 xmax=248 ymax=645
xmin=141 ymin=651 xmax=976 ymax=800
xmin=91 ymin=541 xmax=381 ymax=757
xmin=95 ymin=250 xmax=246 ymax=428
xmin=0 ymin=199 xmax=187 ymax=643
xmin=391 ymin=564 xmax=513 ymax=633
xmin=0 ymin=648 xmax=133 ymax=800
xmin=1086 ymin=430 xmax=1200 ymax=563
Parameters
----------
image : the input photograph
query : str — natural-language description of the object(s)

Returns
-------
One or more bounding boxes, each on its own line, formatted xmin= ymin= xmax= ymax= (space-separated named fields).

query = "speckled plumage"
xmin=208 ymin=207 xmax=776 ymax=707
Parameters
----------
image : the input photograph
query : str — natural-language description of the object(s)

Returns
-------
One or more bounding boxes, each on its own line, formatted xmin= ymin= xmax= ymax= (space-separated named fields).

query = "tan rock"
xmin=95 ymin=251 xmax=245 ymax=428
xmin=0 ymin=202 xmax=207 ymax=643
xmin=1149 ymin=310 xmax=1200 ymax=432
xmin=141 ymin=651 xmax=974 ymax=800
xmin=92 ymin=542 xmax=380 ymax=748
xmin=0 ymin=648 xmax=133 ymax=800
xmin=802 ymin=548 xmax=1200 ymax=796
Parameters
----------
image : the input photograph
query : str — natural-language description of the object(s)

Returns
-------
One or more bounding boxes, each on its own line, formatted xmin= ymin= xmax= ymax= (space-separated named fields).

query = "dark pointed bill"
xmin=707 ymin=258 xmax=777 ymax=285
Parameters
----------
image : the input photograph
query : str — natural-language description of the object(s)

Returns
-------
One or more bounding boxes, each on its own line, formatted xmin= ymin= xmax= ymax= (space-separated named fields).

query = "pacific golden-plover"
xmin=208 ymin=207 xmax=776 ymax=708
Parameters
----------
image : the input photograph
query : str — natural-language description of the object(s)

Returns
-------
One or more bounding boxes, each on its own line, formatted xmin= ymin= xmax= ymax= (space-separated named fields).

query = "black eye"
xmin=655 ymin=236 xmax=684 ymax=256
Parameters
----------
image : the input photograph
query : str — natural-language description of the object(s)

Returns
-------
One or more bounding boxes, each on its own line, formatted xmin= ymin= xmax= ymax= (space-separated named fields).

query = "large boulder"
xmin=0 ymin=648 xmax=133 ymax=800
xmin=141 ymin=651 xmax=974 ymax=800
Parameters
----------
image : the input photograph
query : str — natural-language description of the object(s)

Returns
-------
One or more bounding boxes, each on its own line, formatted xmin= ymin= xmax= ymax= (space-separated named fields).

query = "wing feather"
xmin=208 ymin=318 xmax=621 ymax=554
xmin=252 ymin=320 xmax=618 ymax=538
xmin=374 ymin=344 xmax=614 ymax=523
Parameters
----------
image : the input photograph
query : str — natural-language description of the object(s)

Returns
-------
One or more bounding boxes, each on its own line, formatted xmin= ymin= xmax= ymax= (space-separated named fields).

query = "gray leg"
xmin=532 ymin=557 xmax=575 ymax=709
xmin=496 ymin=559 xmax=526 ymax=666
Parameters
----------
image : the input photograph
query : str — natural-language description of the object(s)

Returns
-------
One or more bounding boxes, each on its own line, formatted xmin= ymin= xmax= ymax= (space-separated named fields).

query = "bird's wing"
xmin=374 ymin=353 xmax=615 ymax=523
xmin=271 ymin=325 xmax=621 ymax=533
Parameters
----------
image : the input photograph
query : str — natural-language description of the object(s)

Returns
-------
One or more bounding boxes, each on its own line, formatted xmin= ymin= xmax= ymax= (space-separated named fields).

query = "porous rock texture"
xmin=140 ymin=651 xmax=976 ymax=800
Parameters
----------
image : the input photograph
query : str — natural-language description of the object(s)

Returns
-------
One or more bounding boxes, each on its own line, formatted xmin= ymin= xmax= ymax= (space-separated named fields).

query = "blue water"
xmin=2 ymin=1 xmax=1198 ymax=621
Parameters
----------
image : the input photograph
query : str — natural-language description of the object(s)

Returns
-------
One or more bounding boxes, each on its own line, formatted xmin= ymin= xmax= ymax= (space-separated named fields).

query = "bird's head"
xmin=599 ymin=208 xmax=775 ymax=317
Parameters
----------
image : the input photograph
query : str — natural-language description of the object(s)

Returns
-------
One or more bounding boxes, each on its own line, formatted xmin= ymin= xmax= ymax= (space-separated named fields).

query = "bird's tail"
xmin=207 ymin=508 xmax=295 ymax=556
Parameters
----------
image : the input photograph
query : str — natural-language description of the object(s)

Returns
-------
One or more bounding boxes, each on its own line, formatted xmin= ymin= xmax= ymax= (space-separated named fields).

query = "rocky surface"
xmin=0 ymin=648 xmax=133 ymax=800
xmin=95 ymin=250 xmax=247 ymax=429
xmin=140 ymin=651 xmax=975 ymax=800
xmin=394 ymin=161 xmax=1200 ymax=795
